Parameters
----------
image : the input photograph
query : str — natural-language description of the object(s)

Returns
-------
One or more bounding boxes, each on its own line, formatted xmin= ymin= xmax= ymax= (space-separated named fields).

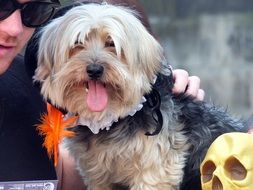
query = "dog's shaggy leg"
xmin=129 ymin=172 xmax=177 ymax=190
xmin=88 ymin=184 xmax=112 ymax=190
xmin=130 ymin=182 xmax=175 ymax=190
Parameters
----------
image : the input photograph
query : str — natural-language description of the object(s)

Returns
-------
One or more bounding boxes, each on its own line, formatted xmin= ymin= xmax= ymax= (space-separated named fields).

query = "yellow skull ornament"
xmin=201 ymin=132 xmax=253 ymax=190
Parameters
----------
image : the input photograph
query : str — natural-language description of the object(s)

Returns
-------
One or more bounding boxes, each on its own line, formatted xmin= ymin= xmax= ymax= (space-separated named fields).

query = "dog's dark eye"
xmin=105 ymin=36 xmax=115 ymax=47
xmin=74 ymin=40 xmax=83 ymax=45
xmin=69 ymin=44 xmax=85 ymax=57
xmin=73 ymin=39 xmax=85 ymax=50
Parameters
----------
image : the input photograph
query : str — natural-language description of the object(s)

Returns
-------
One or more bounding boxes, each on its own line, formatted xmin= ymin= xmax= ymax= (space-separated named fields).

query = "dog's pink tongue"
xmin=87 ymin=80 xmax=108 ymax=112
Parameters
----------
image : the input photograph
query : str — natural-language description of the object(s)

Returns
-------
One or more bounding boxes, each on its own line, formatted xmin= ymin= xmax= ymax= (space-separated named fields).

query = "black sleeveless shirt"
xmin=0 ymin=55 xmax=56 ymax=181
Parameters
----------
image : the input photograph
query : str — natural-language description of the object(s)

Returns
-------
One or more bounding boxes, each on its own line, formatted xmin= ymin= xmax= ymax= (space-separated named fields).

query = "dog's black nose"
xmin=86 ymin=64 xmax=104 ymax=79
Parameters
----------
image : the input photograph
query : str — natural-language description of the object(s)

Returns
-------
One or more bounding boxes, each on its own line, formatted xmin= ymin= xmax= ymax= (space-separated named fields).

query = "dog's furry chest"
xmin=65 ymin=115 xmax=190 ymax=189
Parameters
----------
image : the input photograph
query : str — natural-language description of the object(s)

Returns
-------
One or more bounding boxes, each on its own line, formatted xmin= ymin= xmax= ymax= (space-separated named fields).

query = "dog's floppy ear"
xmin=25 ymin=4 xmax=80 ymax=83
xmin=137 ymin=27 xmax=164 ymax=76
xmin=34 ymin=25 xmax=56 ymax=82
xmin=25 ymin=27 xmax=53 ymax=87
xmin=124 ymin=13 xmax=164 ymax=81
xmin=107 ymin=6 xmax=163 ymax=79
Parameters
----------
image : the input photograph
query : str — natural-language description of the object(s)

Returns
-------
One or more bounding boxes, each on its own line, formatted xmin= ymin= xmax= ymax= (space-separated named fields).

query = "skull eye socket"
xmin=202 ymin=160 xmax=216 ymax=183
xmin=224 ymin=156 xmax=247 ymax=180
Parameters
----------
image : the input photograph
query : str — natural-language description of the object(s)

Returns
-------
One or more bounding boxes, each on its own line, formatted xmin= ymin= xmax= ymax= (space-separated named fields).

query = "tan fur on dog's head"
xmin=34 ymin=3 xmax=164 ymax=121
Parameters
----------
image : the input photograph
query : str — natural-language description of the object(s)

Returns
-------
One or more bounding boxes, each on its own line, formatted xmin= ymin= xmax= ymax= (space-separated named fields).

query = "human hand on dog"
xmin=172 ymin=69 xmax=205 ymax=101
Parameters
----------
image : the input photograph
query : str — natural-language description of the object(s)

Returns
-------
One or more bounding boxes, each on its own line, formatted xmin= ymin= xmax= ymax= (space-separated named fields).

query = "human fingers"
xmin=185 ymin=76 xmax=200 ymax=96
xmin=172 ymin=69 xmax=189 ymax=94
xmin=195 ymin=89 xmax=205 ymax=101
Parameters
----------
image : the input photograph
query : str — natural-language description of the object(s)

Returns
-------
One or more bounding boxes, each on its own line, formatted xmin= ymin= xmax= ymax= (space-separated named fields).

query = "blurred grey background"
xmin=139 ymin=0 xmax=253 ymax=119
xmin=61 ymin=0 xmax=253 ymax=119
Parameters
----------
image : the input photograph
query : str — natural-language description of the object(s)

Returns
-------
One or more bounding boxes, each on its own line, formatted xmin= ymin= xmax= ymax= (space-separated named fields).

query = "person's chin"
xmin=0 ymin=59 xmax=12 ymax=75
xmin=0 ymin=47 xmax=17 ymax=74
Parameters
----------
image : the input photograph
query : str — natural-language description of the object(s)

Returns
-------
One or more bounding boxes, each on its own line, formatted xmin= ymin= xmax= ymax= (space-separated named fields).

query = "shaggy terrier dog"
xmin=34 ymin=3 xmax=244 ymax=190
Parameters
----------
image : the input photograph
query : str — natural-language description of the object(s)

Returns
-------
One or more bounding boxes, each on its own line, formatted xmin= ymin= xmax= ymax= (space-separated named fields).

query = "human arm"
xmin=56 ymin=144 xmax=86 ymax=190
